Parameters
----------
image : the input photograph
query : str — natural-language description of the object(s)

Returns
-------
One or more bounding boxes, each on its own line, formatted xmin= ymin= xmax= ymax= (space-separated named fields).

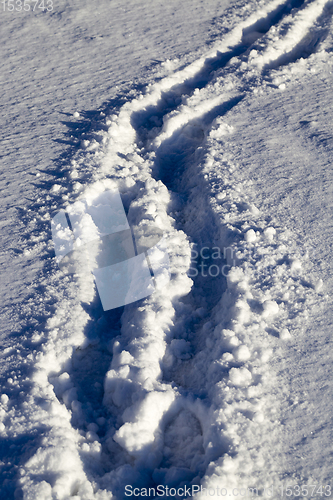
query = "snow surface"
xmin=1 ymin=0 xmax=333 ymax=498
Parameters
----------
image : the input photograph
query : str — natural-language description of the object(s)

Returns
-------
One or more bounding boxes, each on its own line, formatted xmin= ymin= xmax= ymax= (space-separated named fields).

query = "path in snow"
xmin=0 ymin=0 xmax=235 ymax=495
xmin=1 ymin=0 xmax=332 ymax=498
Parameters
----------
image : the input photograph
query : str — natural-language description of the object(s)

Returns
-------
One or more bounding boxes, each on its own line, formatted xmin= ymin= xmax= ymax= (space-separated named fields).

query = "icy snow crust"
xmin=1 ymin=0 xmax=333 ymax=498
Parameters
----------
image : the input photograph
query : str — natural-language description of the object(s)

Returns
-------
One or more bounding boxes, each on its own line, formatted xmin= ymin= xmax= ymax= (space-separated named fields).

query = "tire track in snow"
xmin=11 ymin=0 xmax=332 ymax=498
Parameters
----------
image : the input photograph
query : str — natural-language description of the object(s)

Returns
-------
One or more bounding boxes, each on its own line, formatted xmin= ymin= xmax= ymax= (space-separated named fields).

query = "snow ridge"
xmin=1 ymin=0 xmax=331 ymax=498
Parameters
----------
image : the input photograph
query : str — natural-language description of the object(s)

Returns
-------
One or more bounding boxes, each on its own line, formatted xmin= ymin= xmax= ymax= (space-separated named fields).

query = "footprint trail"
xmin=7 ymin=0 xmax=332 ymax=498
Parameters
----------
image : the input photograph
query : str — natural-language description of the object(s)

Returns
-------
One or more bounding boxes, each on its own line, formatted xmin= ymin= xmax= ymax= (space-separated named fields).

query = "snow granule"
xmin=279 ymin=328 xmax=292 ymax=340
xmin=229 ymin=367 xmax=252 ymax=387
xmin=233 ymin=344 xmax=251 ymax=362
xmin=264 ymin=227 xmax=276 ymax=241
xmin=262 ymin=300 xmax=279 ymax=318
xmin=315 ymin=279 xmax=323 ymax=292
xmin=0 ymin=394 xmax=9 ymax=405
xmin=245 ymin=229 xmax=256 ymax=243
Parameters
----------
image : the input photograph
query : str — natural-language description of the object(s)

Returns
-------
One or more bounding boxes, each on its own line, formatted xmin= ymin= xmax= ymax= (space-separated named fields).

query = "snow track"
xmin=1 ymin=1 xmax=332 ymax=498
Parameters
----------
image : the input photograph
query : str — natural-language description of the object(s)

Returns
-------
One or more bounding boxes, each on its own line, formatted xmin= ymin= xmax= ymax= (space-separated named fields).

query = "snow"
xmin=245 ymin=229 xmax=257 ymax=243
xmin=1 ymin=0 xmax=333 ymax=498
xmin=279 ymin=328 xmax=291 ymax=340
xmin=228 ymin=367 xmax=253 ymax=387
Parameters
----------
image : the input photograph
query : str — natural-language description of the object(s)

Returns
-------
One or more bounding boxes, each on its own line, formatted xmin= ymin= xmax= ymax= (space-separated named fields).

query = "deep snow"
xmin=0 ymin=0 xmax=333 ymax=499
